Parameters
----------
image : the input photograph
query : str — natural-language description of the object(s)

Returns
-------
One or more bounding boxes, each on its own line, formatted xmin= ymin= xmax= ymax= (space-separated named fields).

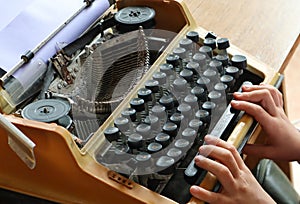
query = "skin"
xmin=190 ymin=84 xmax=300 ymax=203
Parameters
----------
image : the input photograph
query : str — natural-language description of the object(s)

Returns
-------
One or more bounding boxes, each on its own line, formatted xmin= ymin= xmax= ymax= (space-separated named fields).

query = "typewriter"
xmin=0 ymin=0 xmax=282 ymax=203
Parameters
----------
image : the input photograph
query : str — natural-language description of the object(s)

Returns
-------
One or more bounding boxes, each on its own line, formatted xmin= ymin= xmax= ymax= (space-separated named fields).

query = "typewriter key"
xmin=173 ymin=47 xmax=187 ymax=59
xmin=114 ymin=116 xmax=130 ymax=132
xmin=155 ymin=133 xmax=171 ymax=148
xmin=162 ymin=122 xmax=178 ymax=138
xmin=181 ymin=127 xmax=197 ymax=143
xmin=147 ymin=142 xmax=163 ymax=154
xmin=167 ymin=148 xmax=183 ymax=161
xmin=225 ymin=66 xmax=240 ymax=79
xmin=195 ymin=109 xmax=210 ymax=124
xmin=156 ymin=156 xmax=175 ymax=175
xmin=170 ymin=112 xmax=185 ymax=127
xmin=104 ymin=127 xmax=120 ymax=142
xmin=121 ymin=108 xmax=137 ymax=122
xmin=188 ymin=119 xmax=204 ymax=133
xmin=186 ymin=31 xmax=200 ymax=43
xmin=128 ymin=133 xmax=143 ymax=150
xmin=130 ymin=98 xmax=145 ymax=112
xmin=203 ymin=38 xmax=216 ymax=50
xmin=199 ymin=45 xmax=213 ymax=58
xmin=180 ymin=69 xmax=193 ymax=83
xmin=191 ymin=86 xmax=206 ymax=102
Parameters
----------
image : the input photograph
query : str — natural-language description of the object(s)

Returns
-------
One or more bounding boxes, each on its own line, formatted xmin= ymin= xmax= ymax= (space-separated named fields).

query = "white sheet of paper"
xmin=0 ymin=0 xmax=109 ymax=86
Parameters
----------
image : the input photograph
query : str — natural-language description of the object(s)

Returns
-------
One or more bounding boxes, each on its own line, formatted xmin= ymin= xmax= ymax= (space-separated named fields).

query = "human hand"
xmin=190 ymin=135 xmax=275 ymax=204
xmin=231 ymin=84 xmax=300 ymax=161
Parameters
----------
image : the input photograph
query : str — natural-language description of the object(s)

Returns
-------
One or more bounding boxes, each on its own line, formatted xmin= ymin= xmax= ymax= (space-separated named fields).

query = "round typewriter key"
xmin=153 ymin=71 xmax=167 ymax=85
xmin=170 ymin=112 xmax=185 ymax=127
xmin=156 ymin=156 xmax=175 ymax=175
xmin=179 ymin=38 xmax=193 ymax=50
xmin=138 ymin=88 xmax=152 ymax=102
xmin=231 ymin=54 xmax=247 ymax=70
xmin=203 ymin=38 xmax=216 ymax=50
xmin=203 ymin=68 xmax=218 ymax=82
xmin=155 ymin=132 xmax=171 ymax=147
xmin=145 ymin=79 xmax=160 ymax=93
xmin=144 ymin=115 xmax=160 ymax=131
xmin=173 ymin=47 xmax=187 ymax=59
xmin=136 ymin=123 xmax=152 ymax=139
xmin=188 ymin=119 xmax=204 ymax=132
xmin=159 ymin=95 xmax=174 ymax=110
xmin=186 ymin=31 xmax=200 ymax=43
xmin=174 ymin=138 xmax=190 ymax=152
xmin=202 ymin=101 xmax=216 ymax=113
xmin=181 ymin=127 xmax=197 ymax=143
xmin=151 ymin=104 xmax=167 ymax=118
xmin=114 ymin=116 xmax=130 ymax=132
xmin=166 ymin=54 xmax=180 ymax=67
xmin=186 ymin=61 xmax=200 ymax=75
xmin=184 ymin=94 xmax=199 ymax=110
xmin=214 ymin=82 xmax=228 ymax=93
xmin=167 ymin=148 xmax=183 ymax=161
xmin=191 ymin=86 xmax=206 ymax=102
xmin=196 ymin=76 xmax=211 ymax=90
xmin=199 ymin=45 xmax=212 ymax=58
xmin=147 ymin=142 xmax=163 ymax=153
xmin=104 ymin=126 xmax=120 ymax=142
xmin=162 ymin=122 xmax=178 ymax=138
xmin=128 ymin=133 xmax=143 ymax=150
xmin=173 ymin=78 xmax=188 ymax=92
xmin=215 ymin=54 xmax=229 ymax=67
xmin=136 ymin=152 xmax=152 ymax=168
xmin=209 ymin=59 xmax=223 ymax=74
xmin=192 ymin=53 xmax=206 ymax=67
xmin=180 ymin=69 xmax=193 ymax=82
xmin=217 ymin=38 xmax=230 ymax=50
xmin=177 ymin=103 xmax=192 ymax=119
xmin=225 ymin=66 xmax=240 ymax=79
xmin=121 ymin=108 xmax=137 ymax=122
xmin=208 ymin=91 xmax=222 ymax=103
xmin=195 ymin=109 xmax=210 ymax=123
xmin=220 ymin=75 xmax=235 ymax=90
xmin=159 ymin=63 xmax=174 ymax=75
xmin=130 ymin=98 xmax=145 ymax=112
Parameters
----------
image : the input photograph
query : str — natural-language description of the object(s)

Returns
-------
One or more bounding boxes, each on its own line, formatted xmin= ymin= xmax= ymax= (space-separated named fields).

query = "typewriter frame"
xmin=0 ymin=0 xmax=281 ymax=203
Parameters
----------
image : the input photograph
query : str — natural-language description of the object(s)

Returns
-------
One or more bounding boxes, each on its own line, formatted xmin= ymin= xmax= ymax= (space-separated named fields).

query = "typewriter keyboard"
xmin=95 ymin=31 xmax=263 ymax=203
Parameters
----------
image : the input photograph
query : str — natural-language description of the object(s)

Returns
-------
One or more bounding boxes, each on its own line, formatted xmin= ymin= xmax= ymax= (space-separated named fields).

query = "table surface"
xmin=184 ymin=0 xmax=300 ymax=72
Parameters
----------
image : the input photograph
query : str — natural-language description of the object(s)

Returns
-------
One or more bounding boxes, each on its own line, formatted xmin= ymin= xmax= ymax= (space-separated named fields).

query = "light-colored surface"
xmin=284 ymin=44 xmax=300 ymax=194
xmin=184 ymin=0 xmax=300 ymax=194
xmin=184 ymin=0 xmax=300 ymax=72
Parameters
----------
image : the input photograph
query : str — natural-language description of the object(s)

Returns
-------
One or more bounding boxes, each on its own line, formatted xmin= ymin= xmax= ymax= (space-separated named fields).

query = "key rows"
xmin=99 ymin=30 xmax=248 ymax=176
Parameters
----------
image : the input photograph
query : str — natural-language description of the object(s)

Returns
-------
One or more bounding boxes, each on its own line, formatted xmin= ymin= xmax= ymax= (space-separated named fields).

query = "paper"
xmin=0 ymin=0 xmax=110 ymax=86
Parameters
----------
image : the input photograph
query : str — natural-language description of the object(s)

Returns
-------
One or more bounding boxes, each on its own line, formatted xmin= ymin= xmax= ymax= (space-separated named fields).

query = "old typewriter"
xmin=0 ymin=0 xmax=282 ymax=203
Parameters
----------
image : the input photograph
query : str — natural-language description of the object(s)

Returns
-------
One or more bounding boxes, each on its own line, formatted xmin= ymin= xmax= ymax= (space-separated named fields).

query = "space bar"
xmin=184 ymin=81 xmax=252 ymax=178
xmin=184 ymin=102 xmax=241 ymax=178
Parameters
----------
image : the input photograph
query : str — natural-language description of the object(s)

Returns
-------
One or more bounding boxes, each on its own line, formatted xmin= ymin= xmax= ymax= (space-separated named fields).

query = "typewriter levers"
xmin=0 ymin=0 xmax=281 ymax=203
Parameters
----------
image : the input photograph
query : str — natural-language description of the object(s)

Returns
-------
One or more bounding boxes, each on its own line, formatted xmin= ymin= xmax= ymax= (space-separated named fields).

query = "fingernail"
xmin=231 ymin=100 xmax=239 ymax=105
xmin=242 ymin=85 xmax=250 ymax=90
xmin=205 ymin=134 xmax=215 ymax=140
xmin=204 ymin=135 xmax=219 ymax=145
xmin=195 ymin=154 xmax=205 ymax=162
